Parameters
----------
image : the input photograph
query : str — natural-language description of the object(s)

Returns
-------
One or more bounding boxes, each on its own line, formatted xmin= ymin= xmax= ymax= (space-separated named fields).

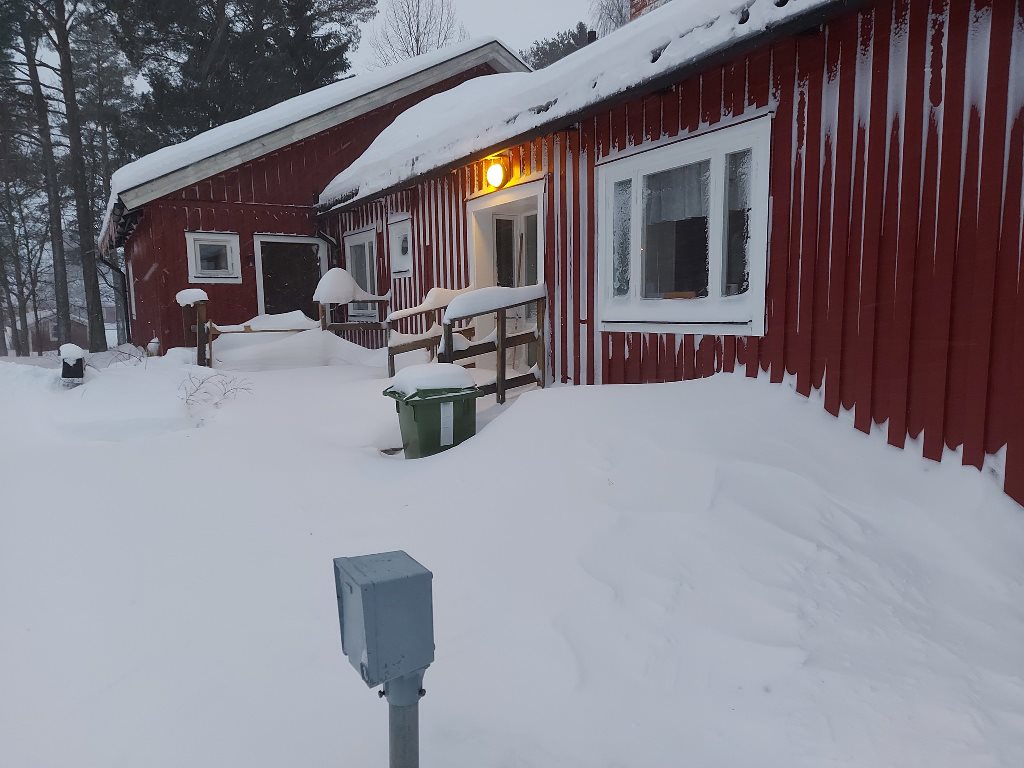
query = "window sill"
xmin=188 ymin=274 xmax=243 ymax=285
xmin=599 ymin=319 xmax=763 ymax=337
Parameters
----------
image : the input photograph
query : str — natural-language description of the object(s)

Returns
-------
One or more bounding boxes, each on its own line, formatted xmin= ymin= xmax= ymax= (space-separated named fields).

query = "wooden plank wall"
xmin=124 ymin=65 xmax=500 ymax=349
xmin=323 ymin=0 xmax=1024 ymax=503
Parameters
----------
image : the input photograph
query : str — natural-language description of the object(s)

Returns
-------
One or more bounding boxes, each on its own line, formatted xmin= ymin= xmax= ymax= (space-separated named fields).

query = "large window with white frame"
xmin=597 ymin=115 xmax=771 ymax=335
xmin=344 ymin=228 xmax=377 ymax=319
xmin=185 ymin=231 xmax=241 ymax=283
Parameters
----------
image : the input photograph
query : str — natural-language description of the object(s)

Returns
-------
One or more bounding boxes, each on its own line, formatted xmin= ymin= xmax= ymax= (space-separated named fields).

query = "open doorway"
xmin=466 ymin=179 xmax=545 ymax=371
xmin=254 ymin=235 xmax=328 ymax=318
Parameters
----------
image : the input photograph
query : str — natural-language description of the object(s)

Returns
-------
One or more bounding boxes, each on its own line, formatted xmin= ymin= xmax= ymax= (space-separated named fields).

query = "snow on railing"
xmin=443 ymin=283 xmax=547 ymax=323
xmin=387 ymin=285 xmax=474 ymax=323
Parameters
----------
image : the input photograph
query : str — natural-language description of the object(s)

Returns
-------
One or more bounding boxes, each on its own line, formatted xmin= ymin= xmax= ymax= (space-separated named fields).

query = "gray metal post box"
xmin=333 ymin=551 xmax=434 ymax=688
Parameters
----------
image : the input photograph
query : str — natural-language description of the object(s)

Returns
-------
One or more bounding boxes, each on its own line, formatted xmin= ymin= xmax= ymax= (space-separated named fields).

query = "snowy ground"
xmin=1 ymin=330 xmax=1023 ymax=768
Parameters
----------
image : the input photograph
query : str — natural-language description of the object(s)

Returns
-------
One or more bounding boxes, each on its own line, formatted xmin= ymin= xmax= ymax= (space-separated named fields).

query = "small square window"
xmin=185 ymin=232 xmax=241 ymax=284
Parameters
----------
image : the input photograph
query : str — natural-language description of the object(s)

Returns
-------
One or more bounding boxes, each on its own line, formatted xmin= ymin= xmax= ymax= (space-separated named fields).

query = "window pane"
xmin=724 ymin=149 xmax=752 ymax=296
xmin=612 ymin=179 xmax=632 ymax=296
xmin=349 ymin=243 xmax=368 ymax=287
xmin=524 ymin=214 xmax=538 ymax=286
xmin=198 ymin=242 xmax=228 ymax=272
xmin=494 ymin=218 xmax=515 ymax=287
xmin=349 ymin=242 xmax=374 ymax=314
xmin=641 ymin=160 xmax=710 ymax=300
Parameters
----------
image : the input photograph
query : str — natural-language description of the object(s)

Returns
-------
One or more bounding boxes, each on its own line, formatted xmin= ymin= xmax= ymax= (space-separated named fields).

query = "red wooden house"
xmin=99 ymin=39 xmax=527 ymax=349
xmin=317 ymin=0 xmax=1024 ymax=503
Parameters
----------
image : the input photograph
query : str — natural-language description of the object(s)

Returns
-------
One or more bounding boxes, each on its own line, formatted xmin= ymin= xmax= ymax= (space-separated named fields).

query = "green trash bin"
xmin=383 ymin=382 xmax=482 ymax=459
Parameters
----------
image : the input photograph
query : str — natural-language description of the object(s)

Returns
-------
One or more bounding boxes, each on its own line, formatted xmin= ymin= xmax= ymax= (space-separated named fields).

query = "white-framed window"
xmin=597 ymin=115 xmax=771 ymax=335
xmin=185 ymin=231 xmax=242 ymax=284
xmin=388 ymin=215 xmax=413 ymax=277
xmin=344 ymin=228 xmax=377 ymax=319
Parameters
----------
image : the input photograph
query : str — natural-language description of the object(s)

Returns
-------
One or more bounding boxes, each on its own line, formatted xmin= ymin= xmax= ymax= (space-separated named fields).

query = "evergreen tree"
xmin=106 ymin=0 xmax=378 ymax=155
xmin=520 ymin=22 xmax=591 ymax=70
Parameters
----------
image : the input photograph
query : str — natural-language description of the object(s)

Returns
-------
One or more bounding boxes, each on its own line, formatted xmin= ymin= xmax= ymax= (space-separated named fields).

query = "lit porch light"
xmin=485 ymin=156 xmax=511 ymax=189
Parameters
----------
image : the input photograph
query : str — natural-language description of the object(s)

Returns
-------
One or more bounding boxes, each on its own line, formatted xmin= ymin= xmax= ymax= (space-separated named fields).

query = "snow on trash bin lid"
xmin=389 ymin=363 xmax=475 ymax=396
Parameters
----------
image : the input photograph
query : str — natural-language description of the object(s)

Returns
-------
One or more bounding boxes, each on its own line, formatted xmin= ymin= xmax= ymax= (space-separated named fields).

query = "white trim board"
xmin=117 ymin=43 xmax=528 ymax=213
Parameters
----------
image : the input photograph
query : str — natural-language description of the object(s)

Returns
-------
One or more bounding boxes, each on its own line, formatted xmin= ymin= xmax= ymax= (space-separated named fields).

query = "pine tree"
xmin=520 ymin=22 xmax=591 ymax=70
xmin=107 ymin=0 xmax=377 ymax=155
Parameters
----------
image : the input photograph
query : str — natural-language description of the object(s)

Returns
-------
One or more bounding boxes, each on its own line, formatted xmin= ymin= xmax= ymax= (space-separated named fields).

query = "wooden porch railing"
xmin=437 ymin=295 xmax=546 ymax=404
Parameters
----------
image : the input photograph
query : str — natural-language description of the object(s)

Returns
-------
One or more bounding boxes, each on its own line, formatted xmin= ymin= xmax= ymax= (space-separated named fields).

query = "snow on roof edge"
xmin=101 ymin=37 xmax=528 ymax=247
xmin=319 ymin=0 xmax=847 ymax=211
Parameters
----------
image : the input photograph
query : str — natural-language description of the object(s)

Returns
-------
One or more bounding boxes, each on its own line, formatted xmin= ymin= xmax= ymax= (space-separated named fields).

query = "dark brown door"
xmin=259 ymin=240 xmax=323 ymax=318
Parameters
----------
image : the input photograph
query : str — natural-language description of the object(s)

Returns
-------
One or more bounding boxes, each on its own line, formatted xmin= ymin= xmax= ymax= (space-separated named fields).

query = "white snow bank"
xmin=388 ymin=362 xmax=475 ymax=395
xmin=214 ymin=311 xmax=319 ymax=332
xmin=387 ymin=285 xmax=473 ymax=322
xmin=213 ymin=328 xmax=384 ymax=371
xmin=312 ymin=268 xmax=387 ymax=304
xmin=443 ymin=283 xmax=546 ymax=321
xmin=58 ymin=343 xmax=85 ymax=361
xmin=175 ymin=288 xmax=209 ymax=307
xmin=321 ymin=0 xmax=836 ymax=207
xmin=2 ymin=367 xmax=1023 ymax=768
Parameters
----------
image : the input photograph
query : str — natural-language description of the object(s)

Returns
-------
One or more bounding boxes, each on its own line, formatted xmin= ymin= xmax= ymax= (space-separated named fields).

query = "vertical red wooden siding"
xmin=125 ymin=64 xmax=499 ymax=348
xmin=322 ymin=0 xmax=1024 ymax=505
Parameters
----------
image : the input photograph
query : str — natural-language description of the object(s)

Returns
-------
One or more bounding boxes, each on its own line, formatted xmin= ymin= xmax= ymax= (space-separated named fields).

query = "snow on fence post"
xmin=176 ymin=289 xmax=211 ymax=367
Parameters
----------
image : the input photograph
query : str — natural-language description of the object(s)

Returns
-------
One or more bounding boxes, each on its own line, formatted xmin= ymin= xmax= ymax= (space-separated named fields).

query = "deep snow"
xmin=1 ymin=341 xmax=1023 ymax=768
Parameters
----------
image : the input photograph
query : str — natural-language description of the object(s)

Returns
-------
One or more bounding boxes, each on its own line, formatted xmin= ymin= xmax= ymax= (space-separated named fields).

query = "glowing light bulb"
xmin=486 ymin=160 xmax=508 ymax=188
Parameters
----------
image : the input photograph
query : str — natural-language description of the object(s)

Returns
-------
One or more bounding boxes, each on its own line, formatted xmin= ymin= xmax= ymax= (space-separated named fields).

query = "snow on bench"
xmin=443 ymin=283 xmax=546 ymax=323
xmin=213 ymin=311 xmax=320 ymax=333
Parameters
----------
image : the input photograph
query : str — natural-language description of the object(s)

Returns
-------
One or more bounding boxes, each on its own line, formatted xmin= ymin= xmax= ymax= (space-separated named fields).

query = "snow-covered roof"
xmin=320 ymin=0 xmax=843 ymax=209
xmin=102 ymin=38 xmax=528 ymax=246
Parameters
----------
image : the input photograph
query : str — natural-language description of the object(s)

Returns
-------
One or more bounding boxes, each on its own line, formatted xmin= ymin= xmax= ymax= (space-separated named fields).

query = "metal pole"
xmin=383 ymin=670 xmax=424 ymax=768
xmin=388 ymin=701 xmax=419 ymax=768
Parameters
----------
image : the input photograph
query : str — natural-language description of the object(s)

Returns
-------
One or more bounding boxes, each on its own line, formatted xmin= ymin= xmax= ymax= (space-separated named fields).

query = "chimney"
xmin=587 ymin=29 xmax=598 ymax=44
xmin=630 ymin=0 xmax=669 ymax=21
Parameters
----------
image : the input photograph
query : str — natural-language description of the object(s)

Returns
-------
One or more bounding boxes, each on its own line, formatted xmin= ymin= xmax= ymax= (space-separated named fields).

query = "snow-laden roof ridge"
xmin=319 ymin=0 xmax=843 ymax=210
xmin=101 ymin=37 xmax=526 ymax=245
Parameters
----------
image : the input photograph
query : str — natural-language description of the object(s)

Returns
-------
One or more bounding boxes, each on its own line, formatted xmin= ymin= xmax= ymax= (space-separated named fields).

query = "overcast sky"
xmin=349 ymin=0 xmax=594 ymax=71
